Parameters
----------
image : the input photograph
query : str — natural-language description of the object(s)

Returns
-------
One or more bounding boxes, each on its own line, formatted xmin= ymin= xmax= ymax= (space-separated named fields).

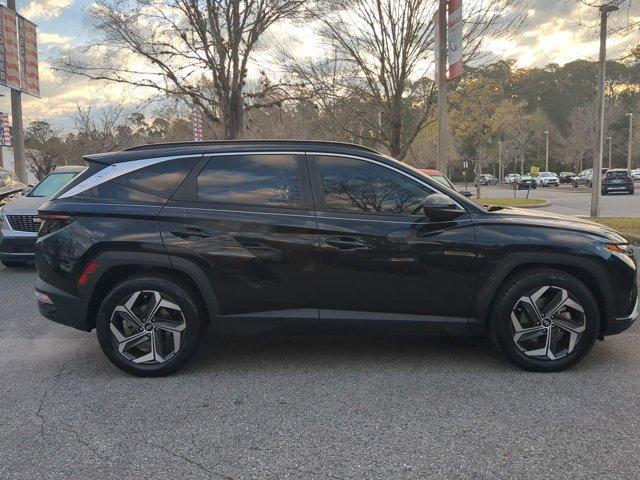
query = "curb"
xmin=517 ymin=200 xmax=551 ymax=209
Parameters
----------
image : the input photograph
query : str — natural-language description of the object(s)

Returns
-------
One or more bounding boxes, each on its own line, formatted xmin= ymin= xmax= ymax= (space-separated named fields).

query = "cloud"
xmin=39 ymin=32 xmax=74 ymax=45
xmin=22 ymin=0 xmax=74 ymax=21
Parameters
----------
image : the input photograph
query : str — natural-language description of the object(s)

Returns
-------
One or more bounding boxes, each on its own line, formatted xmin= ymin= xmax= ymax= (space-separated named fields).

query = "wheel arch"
xmin=83 ymin=251 xmax=219 ymax=331
xmin=476 ymin=253 xmax=615 ymax=336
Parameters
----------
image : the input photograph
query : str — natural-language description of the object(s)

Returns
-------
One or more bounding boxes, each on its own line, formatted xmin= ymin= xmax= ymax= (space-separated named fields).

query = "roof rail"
xmin=123 ymin=139 xmax=380 ymax=154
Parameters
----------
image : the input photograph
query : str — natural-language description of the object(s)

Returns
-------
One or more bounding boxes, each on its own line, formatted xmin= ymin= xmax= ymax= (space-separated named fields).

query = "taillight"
xmin=38 ymin=213 xmax=75 ymax=237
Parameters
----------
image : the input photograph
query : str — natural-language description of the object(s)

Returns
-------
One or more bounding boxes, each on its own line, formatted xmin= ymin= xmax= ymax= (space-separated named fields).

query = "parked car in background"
xmin=602 ymin=169 xmax=634 ymax=195
xmin=418 ymin=168 xmax=472 ymax=197
xmin=34 ymin=140 xmax=638 ymax=376
xmin=517 ymin=174 xmax=538 ymax=190
xmin=559 ymin=171 xmax=576 ymax=183
xmin=504 ymin=173 xmax=520 ymax=184
xmin=475 ymin=174 xmax=499 ymax=186
xmin=0 ymin=166 xmax=84 ymax=267
xmin=0 ymin=168 xmax=27 ymax=206
xmin=630 ymin=168 xmax=640 ymax=181
xmin=535 ymin=171 xmax=560 ymax=187
xmin=572 ymin=168 xmax=608 ymax=188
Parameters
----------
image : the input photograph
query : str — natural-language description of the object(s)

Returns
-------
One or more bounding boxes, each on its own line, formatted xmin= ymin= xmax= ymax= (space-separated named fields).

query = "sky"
xmin=1 ymin=0 xmax=639 ymax=130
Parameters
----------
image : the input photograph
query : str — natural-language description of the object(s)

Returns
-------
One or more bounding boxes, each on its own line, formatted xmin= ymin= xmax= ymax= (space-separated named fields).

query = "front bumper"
xmin=35 ymin=278 xmax=91 ymax=331
xmin=0 ymin=230 xmax=37 ymax=261
xmin=605 ymin=295 xmax=638 ymax=335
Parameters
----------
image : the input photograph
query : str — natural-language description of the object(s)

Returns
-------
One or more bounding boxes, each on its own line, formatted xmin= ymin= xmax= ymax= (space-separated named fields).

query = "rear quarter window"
xmin=114 ymin=156 xmax=199 ymax=198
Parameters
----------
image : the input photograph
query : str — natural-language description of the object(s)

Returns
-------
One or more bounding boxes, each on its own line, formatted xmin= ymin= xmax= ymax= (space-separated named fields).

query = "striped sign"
xmin=192 ymin=105 xmax=203 ymax=141
xmin=0 ymin=112 xmax=11 ymax=146
xmin=0 ymin=6 xmax=21 ymax=91
xmin=17 ymin=15 xmax=39 ymax=97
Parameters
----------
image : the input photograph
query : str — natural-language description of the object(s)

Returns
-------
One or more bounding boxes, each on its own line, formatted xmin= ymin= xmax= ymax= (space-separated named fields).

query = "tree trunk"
xmin=225 ymin=89 xmax=245 ymax=139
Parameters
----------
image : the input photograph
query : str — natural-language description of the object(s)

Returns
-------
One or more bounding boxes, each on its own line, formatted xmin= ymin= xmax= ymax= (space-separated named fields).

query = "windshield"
xmin=28 ymin=172 xmax=78 ymax=197
xmin=606 ymin=171 xmax=629 ymax=179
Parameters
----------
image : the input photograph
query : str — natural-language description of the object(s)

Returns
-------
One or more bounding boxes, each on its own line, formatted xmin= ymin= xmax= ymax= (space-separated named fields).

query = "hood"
xmin=492 ymin=207 xmax=627 ymax=243
xmin=1 ymin=195 xmax=47 ymax=215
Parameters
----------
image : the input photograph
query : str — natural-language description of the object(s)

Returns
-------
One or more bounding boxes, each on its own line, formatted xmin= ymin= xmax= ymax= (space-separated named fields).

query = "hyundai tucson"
xmin=34 ymin=141 xmax=637 ymax=376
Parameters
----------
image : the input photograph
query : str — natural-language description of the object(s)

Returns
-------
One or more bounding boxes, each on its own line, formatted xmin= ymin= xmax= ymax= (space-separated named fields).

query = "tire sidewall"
xmin=96 ymin=276 xmax=202 ymax=376
xmin=491 ymin=271 xmax=600 ymax=372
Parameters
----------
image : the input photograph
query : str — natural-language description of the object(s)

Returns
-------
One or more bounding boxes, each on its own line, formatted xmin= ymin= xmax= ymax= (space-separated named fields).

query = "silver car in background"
xmin=0 ymin=166 xmax=84 ymax=267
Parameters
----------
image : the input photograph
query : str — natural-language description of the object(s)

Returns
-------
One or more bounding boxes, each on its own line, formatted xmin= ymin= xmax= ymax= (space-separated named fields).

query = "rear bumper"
xmin=35 ymin=278 xmax=91 ymax=331
xmin=0 ymin=231 xmax=36 ymax=261
xmin=605 ymin=296 xmax=638 ymax=336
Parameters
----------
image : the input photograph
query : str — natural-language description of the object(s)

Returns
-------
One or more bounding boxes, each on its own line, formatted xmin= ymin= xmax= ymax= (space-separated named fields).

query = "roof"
xmin=419 ymin=168 xmax=445 ymax=175
xmin=85 ymin=140 xmax=381 ymax=165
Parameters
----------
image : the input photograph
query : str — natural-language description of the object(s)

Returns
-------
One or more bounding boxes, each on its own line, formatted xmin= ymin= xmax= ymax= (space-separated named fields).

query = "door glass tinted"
xmin=316 ymin=155 xmax=433 ymax=214
xmin=197 ymin=154 xmax=302 ymax=207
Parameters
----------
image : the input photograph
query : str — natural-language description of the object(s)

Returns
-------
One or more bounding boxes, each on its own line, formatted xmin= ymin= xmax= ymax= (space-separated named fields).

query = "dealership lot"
xmin=1 ymin=262 xmax=639 ymax=479
xmin=464 ymin=184 xmax=640 ymax=217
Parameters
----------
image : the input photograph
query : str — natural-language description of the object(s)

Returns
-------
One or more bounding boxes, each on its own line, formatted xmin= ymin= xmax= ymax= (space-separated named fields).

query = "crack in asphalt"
xmin=146 ymin=441 xmax=237 ymax=480
xmin=34 ymin=362 xmax=68 ymax=436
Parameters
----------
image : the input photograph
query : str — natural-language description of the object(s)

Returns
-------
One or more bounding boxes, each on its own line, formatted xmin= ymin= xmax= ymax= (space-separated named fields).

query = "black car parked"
xmin=602 ymin=169 xmax=634 ymax=195
xmin=34 ymin=141 xmax=638 ymax=376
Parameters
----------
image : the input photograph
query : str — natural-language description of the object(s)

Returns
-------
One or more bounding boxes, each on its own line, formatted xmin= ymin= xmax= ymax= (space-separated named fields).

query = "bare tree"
xmin=55 ymin=0 xmax=304 ymax=139
xmin=25 ymin=121 xmax=64 ymax=180
xmin=284 ymin=0 xmax=528 ymax=160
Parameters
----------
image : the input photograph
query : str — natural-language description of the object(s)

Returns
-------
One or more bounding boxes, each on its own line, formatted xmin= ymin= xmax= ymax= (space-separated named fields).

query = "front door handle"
xmin=171 ymin=227 xmax=212 ymax=239
xmin=325 ymin=236 xmax=366 ymax=250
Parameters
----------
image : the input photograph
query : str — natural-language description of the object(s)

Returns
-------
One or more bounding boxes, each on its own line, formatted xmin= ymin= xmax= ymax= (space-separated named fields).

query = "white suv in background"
xmin=536 ymin=172 xmax=560 ymax=187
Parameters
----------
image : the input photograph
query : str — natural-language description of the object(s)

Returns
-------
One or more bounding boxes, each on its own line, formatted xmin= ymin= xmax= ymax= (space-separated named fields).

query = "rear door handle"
xmin=325 ymin=237 xmax=366 ymax=250
xmin=171 ymin=227 xmax=212 ymax=239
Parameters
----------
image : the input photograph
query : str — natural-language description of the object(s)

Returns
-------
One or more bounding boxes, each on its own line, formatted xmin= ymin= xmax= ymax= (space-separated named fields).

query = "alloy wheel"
xmin=109 ymin=290 xmax=186 ymax=364
xmin=511 ymin=286 xmax=586 ymax=361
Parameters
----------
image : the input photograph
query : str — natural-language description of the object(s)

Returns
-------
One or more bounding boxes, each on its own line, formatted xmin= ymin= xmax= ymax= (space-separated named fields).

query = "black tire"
xmin=587 ymin=181 xmax=592 ymax=188
xmin=1 ymin=260 xmax=28 ymax=268
xmin=602 ymin=190 xmax=607 ymax=195
xmin=96 ymin=275 xmax=203 ymax=377
xmin=629 ymin=189 xmax=635 ymax=195
xmin=489 ymin=269 xmax=600 ymax=372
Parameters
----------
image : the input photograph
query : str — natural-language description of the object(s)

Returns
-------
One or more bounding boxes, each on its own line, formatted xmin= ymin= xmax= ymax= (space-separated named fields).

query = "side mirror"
xmin=459 ymin=190 xmax=473 ymax=198
xmin=422 ymin=193 xmax=462 ymax=220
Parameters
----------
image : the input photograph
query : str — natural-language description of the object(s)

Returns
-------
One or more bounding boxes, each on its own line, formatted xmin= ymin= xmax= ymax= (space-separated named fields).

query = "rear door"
xmin=161 ymin=152 xmax=319 ymax=321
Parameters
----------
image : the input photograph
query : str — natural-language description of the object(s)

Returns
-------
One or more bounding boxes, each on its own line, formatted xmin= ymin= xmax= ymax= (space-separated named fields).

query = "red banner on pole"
xmin=18 ymin=15 xmax=40 ymax=97
xmin=0 ymin=6 xmax=21 ymax=91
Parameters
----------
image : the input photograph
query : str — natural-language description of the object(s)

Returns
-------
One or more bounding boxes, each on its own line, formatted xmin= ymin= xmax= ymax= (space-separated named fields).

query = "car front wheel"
xmin=96 ymin=275 xmax=203 ymax=376
xmin=490 ymin=269 xmax=599 ymax=372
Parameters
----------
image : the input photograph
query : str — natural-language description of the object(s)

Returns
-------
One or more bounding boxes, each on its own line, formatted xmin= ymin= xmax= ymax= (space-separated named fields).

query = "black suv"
xmin=602 ymin=169 xmax=634 ymax=195
xmin=34 ymin=141 xmax=637 ymax=376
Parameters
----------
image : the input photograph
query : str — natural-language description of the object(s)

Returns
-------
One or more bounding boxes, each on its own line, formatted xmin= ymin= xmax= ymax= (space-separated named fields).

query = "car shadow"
xmin=187 ymin=331 xmax=510 ymax=374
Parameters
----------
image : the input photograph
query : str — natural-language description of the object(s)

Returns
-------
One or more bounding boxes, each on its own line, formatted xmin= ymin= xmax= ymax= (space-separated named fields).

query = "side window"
xmin=316 ymin=155 xmax=434 ymax=215
xmin=115 ymin=156 xmax=199 ymax=198
xmin=197 ymin=154 xmax=303 ymax=208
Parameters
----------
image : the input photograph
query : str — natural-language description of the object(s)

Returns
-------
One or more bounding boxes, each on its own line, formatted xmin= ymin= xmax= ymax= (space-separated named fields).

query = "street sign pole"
xmin=6 ymin=0 xmax=25 ymax=183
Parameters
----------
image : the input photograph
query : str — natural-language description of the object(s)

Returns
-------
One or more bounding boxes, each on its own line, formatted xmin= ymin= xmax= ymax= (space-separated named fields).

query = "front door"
xmin=309 ymin=154 xmax=479 ymax=324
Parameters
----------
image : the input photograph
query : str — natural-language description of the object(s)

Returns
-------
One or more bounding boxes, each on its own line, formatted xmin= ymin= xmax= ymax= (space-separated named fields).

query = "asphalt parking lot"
xmin=463 ymin=183 xmax=640 ymax=217
xmin=1 ymin=263 xmax=640 ymax=479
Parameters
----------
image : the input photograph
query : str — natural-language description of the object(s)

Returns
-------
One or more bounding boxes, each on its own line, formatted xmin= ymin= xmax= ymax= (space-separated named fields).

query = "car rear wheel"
xmin=490 ymin=270 xmax=599 ymax=372
xmin=96 ymin=275 xmax=203 ymax=377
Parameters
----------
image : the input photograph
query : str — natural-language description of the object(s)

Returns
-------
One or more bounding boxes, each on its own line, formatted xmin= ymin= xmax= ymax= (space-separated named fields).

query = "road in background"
xmin=458 ymin=184 xmax=640 ymax=217
xmin=1 ymin=264 xmax=639 ymax=479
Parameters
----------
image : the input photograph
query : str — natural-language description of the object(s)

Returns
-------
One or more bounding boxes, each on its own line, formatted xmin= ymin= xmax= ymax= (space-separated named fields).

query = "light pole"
xmin=544 ymin=131 xmax=549 ymax=171
xmin=591 ymin=3 xmax=619 ymax=218
xmin=607 ymin=136 xmax=612 ymax=169
xmin=498 ymin=141 xmax=502 ymax=181
xmin=626 ymin=112 xmax=634 ymax=170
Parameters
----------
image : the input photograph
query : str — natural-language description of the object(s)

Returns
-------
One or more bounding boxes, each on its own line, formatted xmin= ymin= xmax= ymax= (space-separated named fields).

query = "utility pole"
xmin=498 ymin=141 xmax=502 ymax=181
xmin=626 ymin=112 xmax=634 ymax=170
xmin=437 ymin=0 xmax=448 ymax=173
xmin=591 ymin=4 xmax=618 ymax=218
xmin=6 ymin=0 xmax=25 ymax=183
xmin=544 ymin=130 xmax=549 ymax=171
xmin=607 ymin=136 xmax=612 ymax=169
